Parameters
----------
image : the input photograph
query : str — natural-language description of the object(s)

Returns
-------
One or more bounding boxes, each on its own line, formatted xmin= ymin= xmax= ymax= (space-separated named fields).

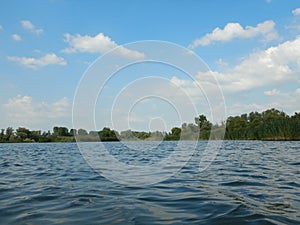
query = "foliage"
xmin=98 ymin=127 xmax=119 ymax=142
xmin=164 ymin=127 xmax=181 ymax=141
xmin=0 ymin=108 xmax=299 ymax=143
xmin=225 ymin=108 xmax=300 ymax=140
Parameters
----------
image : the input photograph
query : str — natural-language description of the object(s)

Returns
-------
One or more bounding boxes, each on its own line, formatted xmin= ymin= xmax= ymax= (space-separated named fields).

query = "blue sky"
xmin=0 ymin=0 xmax=300 ymax=131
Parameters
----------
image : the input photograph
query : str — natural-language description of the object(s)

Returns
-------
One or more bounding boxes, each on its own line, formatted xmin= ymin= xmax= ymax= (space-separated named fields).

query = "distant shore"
xmin=1 ymin=108 xmax=300 ymax=143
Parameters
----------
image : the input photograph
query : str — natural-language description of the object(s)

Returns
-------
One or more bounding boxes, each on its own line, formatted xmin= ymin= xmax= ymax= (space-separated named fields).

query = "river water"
xmin=0 ymin=141 xmax=299 ymax=224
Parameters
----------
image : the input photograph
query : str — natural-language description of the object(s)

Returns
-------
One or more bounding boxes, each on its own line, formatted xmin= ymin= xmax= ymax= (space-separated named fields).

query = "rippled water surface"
xmin=0 ymin=141 xmax=299 ymax=224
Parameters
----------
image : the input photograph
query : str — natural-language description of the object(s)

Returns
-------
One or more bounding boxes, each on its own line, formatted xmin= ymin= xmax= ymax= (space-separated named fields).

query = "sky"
xmin=0 ymin=0 xmax=300 ymax=132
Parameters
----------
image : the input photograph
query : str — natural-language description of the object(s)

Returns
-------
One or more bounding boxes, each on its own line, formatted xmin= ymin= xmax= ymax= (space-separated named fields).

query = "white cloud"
xmin=7 ymin=53 xmax=67 ymax=69
xmin=63 ymin=33 xmax=115 ymax=53
xmin=191 ymin=36 xmax=300 ymax=93
xmin=2 ymin=95 xmax=70 ymax=128
xmin=171 ymin=36 xmax=300 ymax=119
xmin=20 ymin=20 xmax=43 ymax=35
xmin=0 ymin=25 xmax=3 ymax=30
xmin=190 ymin=20 xmax=278 ymax=48
xmin=228 ymin=88 xmax=300 ymax=116
xmin=292 ymin=8 xmax=300 ymax=16
xmin=264 ymin=88 xmax=281 ymax=96
xmin=62 ymin=32 xmax=145 ymax=59
xmin=11 ymin=34 xmax=22 ymax=41
xmin=224 ymin=36 xmax=300 ymax=91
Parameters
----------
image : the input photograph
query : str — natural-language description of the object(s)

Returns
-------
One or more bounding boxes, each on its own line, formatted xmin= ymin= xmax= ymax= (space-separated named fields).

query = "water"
xmin=0 ymin=141 xmax=299 ymax=224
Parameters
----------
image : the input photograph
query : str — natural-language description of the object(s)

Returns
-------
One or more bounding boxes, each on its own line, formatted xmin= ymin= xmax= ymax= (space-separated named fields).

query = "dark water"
xmin=0 ymin=141 xmax=299 ymax=224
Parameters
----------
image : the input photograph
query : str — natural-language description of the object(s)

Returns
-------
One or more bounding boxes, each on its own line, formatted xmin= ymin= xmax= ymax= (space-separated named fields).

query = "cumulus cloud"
xmin=190 ymin=20 xmax=278 ymax=48
xmin=7 ymin=53 xmax=67 ymax=69
xmin=292 ymin=8 xmax=300 ymax=16
xmin=20 ymin=20 xmax=43 ymax=35
xmin=171 ymin=36 xmax=300 ymax=118
xmin=62 ymin=32 xmax=145 ymax=59
xmin=11 ymin=34 xmax=22 ymax=41
xmin=264 ymin=88 xmax=281 ymax=96
xmin=189 ymin=36 xmax=300 ymax=93
xmin=223 ymin=36 xmax=300 ymax=91
xmin=2 ymin=95 xmax=70 ymax=128
xmin=228 ymin=88 xmax=300 ymax=116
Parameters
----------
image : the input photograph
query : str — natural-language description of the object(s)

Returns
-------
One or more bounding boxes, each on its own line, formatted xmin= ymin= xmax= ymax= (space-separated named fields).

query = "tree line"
xmin=225 ymin=108 xmax=300 ymax=140
xmin=0 ymin=108 xmax=300 ymax=143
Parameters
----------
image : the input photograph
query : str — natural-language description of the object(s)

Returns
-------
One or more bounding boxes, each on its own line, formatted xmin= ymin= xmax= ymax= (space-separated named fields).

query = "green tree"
xmin=53 ymin=126 xmax=59 ymax=136
xmin=58 ymin=127 xmax=69 ymax=136
xmin=195 ymin=114 xmax=208 ymax=128
xmin=0 ymin=129 xmax=5 ymax=142
xmin=78 ymin=128 xmax=88 ymax=136
xmin=120 ymin=130 xmax=136 ymax=140
xmin=98 ymin=127 xmax=119 ymax=141
xmin=195 ymin=115 xmax=212 ymax=139
xmin=164 ymin=127 xmax=181 ymax=140
xmin=30 ymin=130 xmax=41 ymax=142
xmin=16 ymin=127 xmax=30 ymax=141
xmin=134 ymin=131 xmax=151 ymax=140
xmin=5 ymin=127 xmax=14 ymax=142
xmin=89 ymin=131 xmax=99 ymax=136
xmin=70 ymin=129 xmax=77 ymax=136
xmin=181 ymin=123 xmax=199 ymax=140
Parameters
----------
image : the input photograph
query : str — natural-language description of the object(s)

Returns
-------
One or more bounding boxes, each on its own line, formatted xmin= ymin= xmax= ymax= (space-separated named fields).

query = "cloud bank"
xmin=190 ymin=20 xmax=278 ymax=48
xmin=8 ymin=53 xmax=67 ymax=69
xmin=62 ymin=32 xmax=145 ymax=59
xmin=2 ymin=96 xmax=70 ymax=128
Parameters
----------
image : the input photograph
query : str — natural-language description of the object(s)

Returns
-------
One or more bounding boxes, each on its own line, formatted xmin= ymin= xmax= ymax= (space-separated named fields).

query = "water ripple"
xmin=0 ymin=141 xmax=299 ymax=224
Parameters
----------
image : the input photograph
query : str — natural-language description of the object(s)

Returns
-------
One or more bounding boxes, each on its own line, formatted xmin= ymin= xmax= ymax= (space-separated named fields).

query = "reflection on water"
xmin=0 ymin=141 xmax=299 ymax=224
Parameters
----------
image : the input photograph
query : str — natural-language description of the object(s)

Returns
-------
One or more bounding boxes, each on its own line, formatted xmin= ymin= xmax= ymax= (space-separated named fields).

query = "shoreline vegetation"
xmin=1 ymin=108 xmax=300 ymax=143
